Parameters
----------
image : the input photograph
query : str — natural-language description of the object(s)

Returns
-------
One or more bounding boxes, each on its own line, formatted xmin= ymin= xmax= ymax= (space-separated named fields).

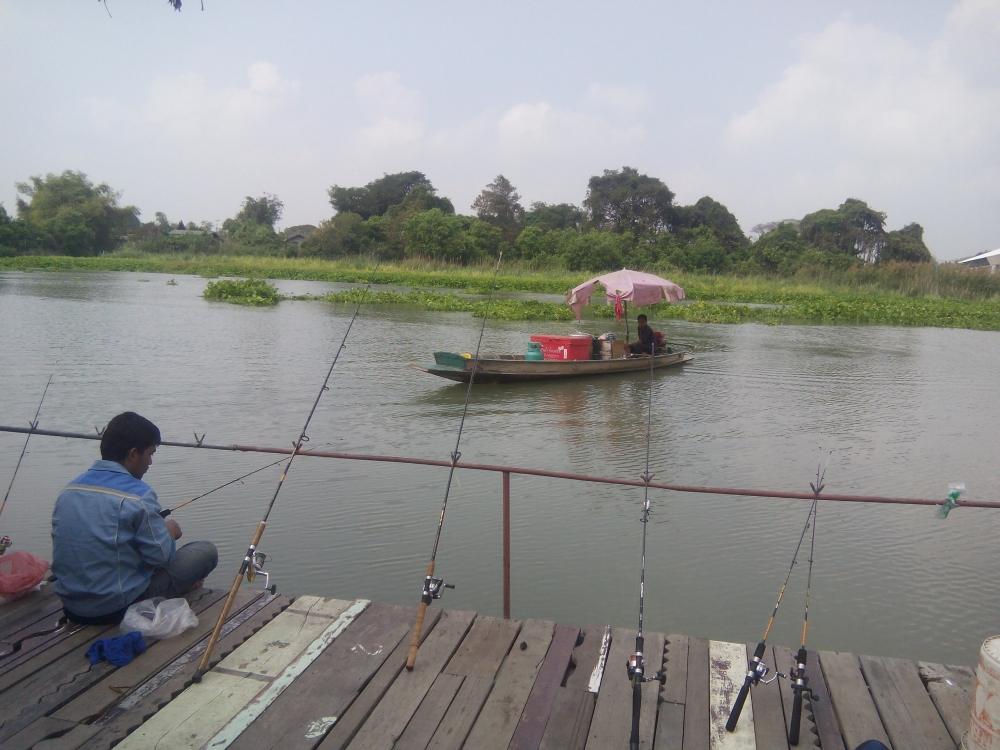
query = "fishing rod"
xmin=789 ymin=466 xmax=823 ymax=745
xmin=726 ymin=485 xmax=819 ymax=732
xmin=0 ymin=375 xmax=53 ymax=553
xmin=627 ymin=348 xmax=667 ymax=750
xmin=405 ymin=250 xmax=504 ymax=671
xmin=192 ymin=269 xmax=379 ymax=683
xmin=158 ymin=454 xmax=303 ymax=517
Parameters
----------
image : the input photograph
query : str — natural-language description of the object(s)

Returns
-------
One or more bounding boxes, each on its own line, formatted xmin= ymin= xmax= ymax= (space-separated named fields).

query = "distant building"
xmin=282 ymin=224 xmax=317 ymax=248
xmin=958 ymin=247 xmax=1000 ymax=272
xmin=167 ymin=228 xmax=207 ymax=237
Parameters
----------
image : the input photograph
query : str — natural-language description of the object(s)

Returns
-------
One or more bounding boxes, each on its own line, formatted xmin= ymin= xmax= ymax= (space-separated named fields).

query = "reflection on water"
xmin=1 ymin=269 xmax=998 ymax=665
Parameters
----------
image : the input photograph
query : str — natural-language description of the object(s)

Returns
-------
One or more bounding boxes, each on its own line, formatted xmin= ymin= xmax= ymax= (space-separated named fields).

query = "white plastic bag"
xmin=120 ymin=597 xmax=198 ymax=639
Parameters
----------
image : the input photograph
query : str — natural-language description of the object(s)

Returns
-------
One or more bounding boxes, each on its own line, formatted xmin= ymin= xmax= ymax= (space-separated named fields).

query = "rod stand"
xmin=421 ymin=575 xmax=453 ymax=605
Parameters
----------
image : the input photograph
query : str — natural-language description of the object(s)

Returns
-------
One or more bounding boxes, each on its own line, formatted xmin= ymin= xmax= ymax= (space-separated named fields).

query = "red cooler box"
xmin=529 ymin=334 xmax=593 ymax=361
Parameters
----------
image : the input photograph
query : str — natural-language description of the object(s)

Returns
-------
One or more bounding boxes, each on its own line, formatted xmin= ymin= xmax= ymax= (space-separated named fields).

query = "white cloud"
xmin=497 ymin=100 xmax=645 ymax=154
xmin=584 ymin=83 xmax=649 ymax=117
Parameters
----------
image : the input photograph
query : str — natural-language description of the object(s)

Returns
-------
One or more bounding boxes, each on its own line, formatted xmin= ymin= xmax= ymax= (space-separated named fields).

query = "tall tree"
xmin=800 ymin=198 xmax=886 ymax=263
xmin=471 ymin=174 xmax=524 ymax=242
xmin=881 ymin=223 xmax=933 ymax=263
xmin=16 ymin=170 xmax=138 ymax=256
xmin=524 ymin=202 xmax=584 ymax=231
xmin=673 ymin=196 xmax=748 ymax=254
xmin=236 ymin=193 xmax=284 ymax=229
xmin=328 ymin=171 xmax=442 ymax=219
xmin=583 ymin=166 xmax=675 ymax=237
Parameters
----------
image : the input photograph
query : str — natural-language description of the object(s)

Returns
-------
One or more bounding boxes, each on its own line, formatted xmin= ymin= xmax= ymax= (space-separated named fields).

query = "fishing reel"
xmin=626 ymin=650 xmax=666 ymax=685
xmin=789 ymin=663 xmax=816 ymax=698
xmin=0 ymin=535 xmax=12 ymax=556
xmin=747 ymin=656 xmax=782 ymax=686
xmin=245 ymin=551 xmax=277 ymax=594
xmin=420 ymin=575 xmax=454 ymax=605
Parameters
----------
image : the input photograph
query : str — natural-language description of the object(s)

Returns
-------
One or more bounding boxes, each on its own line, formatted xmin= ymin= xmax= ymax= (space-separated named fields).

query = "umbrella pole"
xmin=625 ymin=300 xmax=630 ymax=344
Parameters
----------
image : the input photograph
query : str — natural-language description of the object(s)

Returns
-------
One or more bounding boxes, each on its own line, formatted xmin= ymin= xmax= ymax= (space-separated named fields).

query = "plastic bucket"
xmin=965 ymin=636 xmax=1000 ymax=749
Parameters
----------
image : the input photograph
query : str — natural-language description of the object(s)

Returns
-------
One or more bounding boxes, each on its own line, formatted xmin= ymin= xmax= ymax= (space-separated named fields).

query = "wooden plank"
xmin=114 ymin=670 xmax=264 ymax=750
xmin=684 ymin=636 xmax=710 ymax=750
xmin=585 ymin=625 xmax=612 ymax=693
xmin=708 ymin=640 xmax=756 ymax=750
xmin=465 ymin=619 xmax=555 ymax=750
xmin=77 ymin=594 xmax=289 ymax=750
xmin=425 ymin=675 xmax=493 ymax=750
xmin=818 ymin=651 xmax=890 ymax=749
xmin=52 ymin=589 xmax=262 ymax=722
xmin=1 ymin=716 xmax=77 ymax=750
xmin=394 ymin=672 xmax=464 ymax=750
xmin=316 ymin=608 xmax=443 ymax=750
xmin=0 ymin=587 xmax=226 ymax=743
xmin=919 ymin=663 xmax=972 ymax=746
xmin=116 ymin=596 xmax=356 ymax=750
xmin=800 ymin=647 xmax=844 ymax=750
xmin=0 ymin=586 xmax=60 ymax=640
xmin=444 ymin=615 xmax=521 ymax=677
xmin=215 ymin=596 xmax=353 ymax=678
xmin=343 ymin=608 xmax=475 ymax=749
xmin=539 ymin=687 xmax=596 ymax=750
xmin=585 ymin=626 xmax=663 ymax=750
xmin=205 ymin=600 xmax=370 ymax=749
xmin=564 ymin=625 xmax=606 ymax=692
xmin=510 ymin=623 xmax=581 ymax=750
xmin=226 ymin=601 xmax=414 ymax=750
xmin=30 ymin=723 xmax=101 ymax=749
xmin=860 ymin=654 xmax=953 ymax=750
xmin=655 ymin=634 xmax=689 ymax=749
xmin=746 ymin=645 xmax=786 ymax=750
xmin=919 ymin=662 xmax=974 ymax=693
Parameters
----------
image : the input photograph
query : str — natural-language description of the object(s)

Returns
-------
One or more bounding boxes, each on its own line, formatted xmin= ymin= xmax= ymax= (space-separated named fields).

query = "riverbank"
xmin=3 ymin=253 xmax=999 ymax=329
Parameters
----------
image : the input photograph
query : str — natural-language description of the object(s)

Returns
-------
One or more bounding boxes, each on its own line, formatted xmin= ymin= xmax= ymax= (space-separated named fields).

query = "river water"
xmin=0 ymin=269 xmax=997 ymax=666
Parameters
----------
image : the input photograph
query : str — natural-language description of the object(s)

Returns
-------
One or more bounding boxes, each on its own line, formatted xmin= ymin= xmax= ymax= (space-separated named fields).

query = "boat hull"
xmin=421 ymin=351 xmax=693 ymax=383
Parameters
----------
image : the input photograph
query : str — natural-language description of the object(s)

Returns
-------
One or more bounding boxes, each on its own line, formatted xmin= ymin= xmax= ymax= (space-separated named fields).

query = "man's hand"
xmin=165 ymin=518 xmax=183 ymax=540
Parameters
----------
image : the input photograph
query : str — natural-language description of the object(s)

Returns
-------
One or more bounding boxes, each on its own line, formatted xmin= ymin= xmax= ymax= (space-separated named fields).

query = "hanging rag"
xmin=86 ymin=631 xmax=147 ymax=667
xmin=614 ymin=294 xmax=624 ymax=321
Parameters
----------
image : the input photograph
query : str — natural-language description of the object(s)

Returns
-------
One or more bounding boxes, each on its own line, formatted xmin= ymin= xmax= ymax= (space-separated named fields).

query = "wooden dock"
xmin=0 ymin=587 xmax=975 ymax=749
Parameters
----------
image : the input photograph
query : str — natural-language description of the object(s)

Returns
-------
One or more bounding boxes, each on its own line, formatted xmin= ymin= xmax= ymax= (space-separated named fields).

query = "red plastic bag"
xmin=0 ymin=551 xmax=50 ymax=597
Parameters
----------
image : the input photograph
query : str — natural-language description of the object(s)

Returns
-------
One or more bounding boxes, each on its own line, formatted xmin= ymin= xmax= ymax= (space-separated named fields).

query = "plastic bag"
xmin=0 ymin=550 xmax=50 ymax=597
xmin=120 ymin=597 xmax=198 ymax=639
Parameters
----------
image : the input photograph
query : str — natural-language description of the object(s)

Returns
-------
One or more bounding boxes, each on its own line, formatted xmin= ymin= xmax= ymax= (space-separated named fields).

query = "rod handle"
xmin=159 ymin=508 xmax=171 ymax=518
xmin=789 ymin=690 xmax=803 ymax=745
xmin=629 ymin=677 xmax=642 ymax=750
xmin=725 ymin=677 xmax=752 ymax=732
xmin=405 ymin=601 xmax=428 ymax=671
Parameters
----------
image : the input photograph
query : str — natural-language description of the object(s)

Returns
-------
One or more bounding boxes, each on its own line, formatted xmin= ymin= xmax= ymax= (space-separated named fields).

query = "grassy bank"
xmin=4 ymin=253 xmax=999 ymax=330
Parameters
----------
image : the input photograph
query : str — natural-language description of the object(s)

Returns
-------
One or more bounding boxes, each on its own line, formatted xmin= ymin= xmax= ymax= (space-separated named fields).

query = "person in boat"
xmin=51 ymin=411 xmax=218 ymax=625
xmin=627 ymin=314 xmax=656 ymax=355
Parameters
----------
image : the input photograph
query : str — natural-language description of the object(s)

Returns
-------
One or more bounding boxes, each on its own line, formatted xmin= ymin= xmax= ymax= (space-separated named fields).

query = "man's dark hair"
xmin=100 ymin=412 xmax=161 ymax=461
xmin=637 ymin=314 xmax=648 ymax=323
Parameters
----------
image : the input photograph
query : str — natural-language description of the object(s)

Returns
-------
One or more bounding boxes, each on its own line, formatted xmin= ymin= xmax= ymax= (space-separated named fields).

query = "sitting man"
xmin=627 ymin=314 xmax=656 ymax=355
xmin=52 ymin=411 xmax=218 ymax=625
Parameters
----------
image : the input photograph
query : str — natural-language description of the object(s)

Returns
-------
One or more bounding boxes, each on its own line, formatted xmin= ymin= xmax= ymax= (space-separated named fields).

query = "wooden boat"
xmin=420 ymin=350 xmax=693 ymax=383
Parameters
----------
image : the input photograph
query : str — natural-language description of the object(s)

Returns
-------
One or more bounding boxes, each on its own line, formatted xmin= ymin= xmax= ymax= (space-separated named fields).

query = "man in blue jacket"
xmin=52 ymin=412 xmax=218 ymax=624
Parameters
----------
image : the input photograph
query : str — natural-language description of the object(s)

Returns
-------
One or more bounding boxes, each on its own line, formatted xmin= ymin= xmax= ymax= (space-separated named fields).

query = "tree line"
xmin=0 ymin=168 xmax=934 ymax=273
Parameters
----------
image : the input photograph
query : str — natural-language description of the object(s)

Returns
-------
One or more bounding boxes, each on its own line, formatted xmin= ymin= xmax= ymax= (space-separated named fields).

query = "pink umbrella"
xmin=566 ymin=268 xmax=685 ymax=320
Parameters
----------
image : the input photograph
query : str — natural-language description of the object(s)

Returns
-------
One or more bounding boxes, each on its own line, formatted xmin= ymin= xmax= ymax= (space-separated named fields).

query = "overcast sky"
xmin=1 ymin=1 xmax=997 ymax=260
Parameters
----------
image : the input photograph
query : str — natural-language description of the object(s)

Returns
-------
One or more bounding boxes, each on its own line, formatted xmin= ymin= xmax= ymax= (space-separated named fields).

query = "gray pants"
xmin=142 ymin=541 xmax=219 ymax=599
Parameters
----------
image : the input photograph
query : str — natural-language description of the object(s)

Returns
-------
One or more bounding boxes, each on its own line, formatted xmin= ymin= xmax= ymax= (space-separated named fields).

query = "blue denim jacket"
xmin=52 ymin=460 xmax=176 ymax=618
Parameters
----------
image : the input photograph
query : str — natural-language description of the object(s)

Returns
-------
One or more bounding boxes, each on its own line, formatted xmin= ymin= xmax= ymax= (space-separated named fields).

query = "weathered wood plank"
xmin=215 ymin=596 xmax=353 ymax=678
xmin=453 ymin=618 xmax=556 ymax=750
xmin=801 ymin=646 xmax=845 ymax=750
xmin=655 ymin=634 xmax=689 ymax=749
xmin=342 ymin=608 xmax=475 ymax=749
xmin=920 ymin=661 xmax=974 ymax=746
xmin=395 ymin=672 xmax=464 ymax=750
xmin=78 ymin=594 xmax=289 ymax=750
xmin=539 ymin=687 xmax=596 ymax=750
xmin=204 ymin=599 xmax=370 ymax=749
xmin=564 ymin=625 xmax=607 ymax=692
xmin=444 ymin=615 xmax=521 ymax=677
xmin=684 ymin=636 xmax=711 ymax=750
xmin=860 ymin=654 xmax=953 ymax=750
xmin=52 ymin=589 xmax=262 ymax=723
xmin=818 ymin=651 xmax=890 ymax=749
xmin=1 ymin=715 xmax=77 ymax=750
xmin=585 ymin=627 xmax=663 ymax=750
xmin=510 ymin=623 xmax=580 ymax=750
xmin=0 ymin=585 xmax=59 ymax=636
xmin=708 ymin=640 xmax=755 ymax=750
xmin=30 ymin=723 xmax=101 ymax=749
xmin=316 ymin=608 xmax=443 ymax=750
xmin=747 ymin=645 xmax=785 ymax=750
xmin=425 ymin=674 xmax=493 ymax=750
xmin=226 ymin=601 xmax=414 ymax=750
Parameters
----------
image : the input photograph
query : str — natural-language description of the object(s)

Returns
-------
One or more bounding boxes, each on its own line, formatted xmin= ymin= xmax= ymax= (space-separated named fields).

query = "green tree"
xmin=236 ymin=194 xmax=284 ymax=229
xmin=328 ymin=171 xmax=447 ymax=219
xmin=800 ymin=198 xmax=887 ymax=263
xmin=16 ymin=170 xmax=138 ymax=255
xmin=471 ymin=174 xmax=524 ymax=242
xmin=402 ymin=209 xmax=468 ymax=262
xmin=663 ymin=226 xmax=729 ymax=272
xmin=464 ymin=219 xmax=503 ymax=261
xmin=673 ymin=196 xmax=748 ymax=254
xmin=748 ymin=223 xmax=810 ymax=272
xmin=881 ymin=223 xmax=933 ymax=263
xmin=301 ymin=212 xmax=368 ymax=258
xmin=563 ymin=230 xmax=629 ymax=271
xmin=524 ymin=202 xmax=584 ymax=231
xmin=583 ymin=166 xmax=675 ymax=237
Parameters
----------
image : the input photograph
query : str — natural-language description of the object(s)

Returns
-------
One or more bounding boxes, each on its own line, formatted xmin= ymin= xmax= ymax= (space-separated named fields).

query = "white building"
xmin=958 ymin=247 xmax=1000 ymax=272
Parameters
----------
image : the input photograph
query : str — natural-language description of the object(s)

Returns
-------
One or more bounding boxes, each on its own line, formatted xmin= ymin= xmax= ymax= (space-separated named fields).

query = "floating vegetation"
xmin=203 ymin=278 xmax=280 ymax=306
xmin=319 ymin=289 xmax=575 ymax=321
